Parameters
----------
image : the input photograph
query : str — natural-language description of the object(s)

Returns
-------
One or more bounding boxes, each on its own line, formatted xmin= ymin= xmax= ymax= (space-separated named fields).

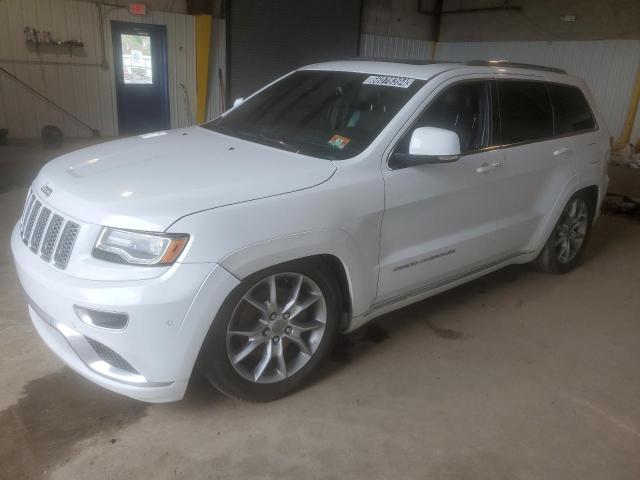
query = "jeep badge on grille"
xmin=40 ymin=184 xmax=53 ymax=197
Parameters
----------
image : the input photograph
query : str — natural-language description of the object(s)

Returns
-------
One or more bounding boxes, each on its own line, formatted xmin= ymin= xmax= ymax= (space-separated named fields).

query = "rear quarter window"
xmin=497 ymin=81 xmax=553 ymax=144
xmin=548 ymin=84 xmax=596 ymax=135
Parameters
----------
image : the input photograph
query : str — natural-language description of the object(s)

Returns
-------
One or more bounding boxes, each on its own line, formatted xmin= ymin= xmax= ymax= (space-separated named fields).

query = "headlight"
xmin=93 ymin=227 xmax=189 ymax=266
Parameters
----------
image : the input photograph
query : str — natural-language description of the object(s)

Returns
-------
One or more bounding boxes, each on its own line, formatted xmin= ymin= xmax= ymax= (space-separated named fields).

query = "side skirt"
xmin=345 ymin=251 xmax=533 ymax=333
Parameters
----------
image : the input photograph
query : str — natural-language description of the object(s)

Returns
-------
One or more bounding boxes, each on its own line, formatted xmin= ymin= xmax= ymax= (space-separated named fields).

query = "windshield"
xmin=202 ymin=71 xmax=425 ymax=160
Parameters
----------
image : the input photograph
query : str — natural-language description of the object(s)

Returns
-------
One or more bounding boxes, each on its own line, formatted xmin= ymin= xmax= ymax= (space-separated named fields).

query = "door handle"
xmin=476 ymin=162 xmax=502 ymax=174
xmin=553 ymin=147 xmax=573 ymax=156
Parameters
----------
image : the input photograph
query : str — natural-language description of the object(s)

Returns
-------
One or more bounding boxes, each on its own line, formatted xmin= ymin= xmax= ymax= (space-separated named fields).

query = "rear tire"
xmin=534 ymin=191 xmax=594 ymax=274
xmin=200 ymin=260 xmax=341 ymax=402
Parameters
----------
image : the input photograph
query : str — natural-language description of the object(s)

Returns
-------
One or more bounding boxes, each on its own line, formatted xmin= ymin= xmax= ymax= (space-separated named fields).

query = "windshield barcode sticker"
xmin=363 ymin=75 xmax=415 ymax=88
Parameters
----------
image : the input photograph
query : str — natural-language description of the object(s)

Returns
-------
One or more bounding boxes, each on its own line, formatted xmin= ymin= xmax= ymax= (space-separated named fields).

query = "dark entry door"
xmin=112 ymin=21 xmax=170 ymax=135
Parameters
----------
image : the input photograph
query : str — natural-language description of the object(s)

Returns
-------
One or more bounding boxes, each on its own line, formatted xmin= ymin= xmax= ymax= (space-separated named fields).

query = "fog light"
xmin=74 ymin=306 xmax=128 ymax=330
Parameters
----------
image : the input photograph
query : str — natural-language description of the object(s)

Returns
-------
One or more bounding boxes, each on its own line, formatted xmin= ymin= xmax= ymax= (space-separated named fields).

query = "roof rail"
xmin=465 ymin=60 xmax=567 ymax=74
xmin=349 ymin=57 xmax=455 ymax=66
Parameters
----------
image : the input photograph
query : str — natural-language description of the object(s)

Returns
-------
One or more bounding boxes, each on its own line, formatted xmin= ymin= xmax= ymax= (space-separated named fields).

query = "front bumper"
xmin=11 ymin=223 xmax=239 ymax=402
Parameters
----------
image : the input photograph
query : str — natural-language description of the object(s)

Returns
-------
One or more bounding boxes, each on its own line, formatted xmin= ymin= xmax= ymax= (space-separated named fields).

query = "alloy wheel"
xmin=226 ymin=273 xmax=327 ymax=384
xmin=555 ymin=197 xmax=589 ymax=264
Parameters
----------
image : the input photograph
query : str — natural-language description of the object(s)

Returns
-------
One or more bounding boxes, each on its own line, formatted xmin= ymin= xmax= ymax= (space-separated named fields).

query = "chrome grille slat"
xmin=22 ymin=201 xmax=41 ymax=244
xmin=20 ymin=190 xmax=34 ymax=233
xmin=20 ymin=194 xmax=36 ymax=237
xmin=53 ymin=222 xmax=80 ymax=269
xmin=29 ymin=208 xmax=51 ymax=253
xmin=40 ymin=214 xmax=64 ymax=262
xmin=19 ymin=190 xmax=81 ymax=270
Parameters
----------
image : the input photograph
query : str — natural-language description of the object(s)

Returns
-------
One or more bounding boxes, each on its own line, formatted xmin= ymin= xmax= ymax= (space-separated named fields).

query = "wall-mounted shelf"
xmin=24 ymin=27 xmax=84 ymax=57
xmin=26 ymin=39 xmax=85 ymax=57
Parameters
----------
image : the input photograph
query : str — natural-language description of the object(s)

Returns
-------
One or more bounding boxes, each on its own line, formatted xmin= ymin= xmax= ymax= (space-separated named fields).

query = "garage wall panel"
xmin=434 ymin=40 xmax=640 ymax=138
xmin=360 ymin=33 xmax=434 ymax=60
xmin=228 ymin=0 xmax=362 ymax=101
xmin=0 ymin=0 xmax=196 ymax=139
xmin=358 ymin=33 xmax=640 ymax=139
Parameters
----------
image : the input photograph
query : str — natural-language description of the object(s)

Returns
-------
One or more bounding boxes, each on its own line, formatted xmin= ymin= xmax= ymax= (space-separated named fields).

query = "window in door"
xmin=548 ymin=84 xmax=596 ymax=135
xmin=497 ymin=81 xmax=553 ymax=144
xmin=395 ymin=81 xmax=490 ymax=155
xmin=120 ymin=33 xmax=153 ymax=84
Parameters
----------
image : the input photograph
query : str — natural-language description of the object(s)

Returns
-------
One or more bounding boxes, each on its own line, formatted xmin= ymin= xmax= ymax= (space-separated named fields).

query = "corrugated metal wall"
xmin=0 ymin=0 xmax=196 ymax=139
xmin=205 ymin=18 xmax=226 ymax=120
xmin=435 ymin=40 xmax=640 ymax=139
xmin=360 ymin=33 xmax=433 ymax=61
xmin=359 ymin=34 xmax=640 ymax=139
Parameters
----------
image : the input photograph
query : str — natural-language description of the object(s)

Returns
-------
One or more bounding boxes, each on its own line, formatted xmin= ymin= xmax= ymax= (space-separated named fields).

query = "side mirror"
xmin=390 ymin=127 xmax=461 ymax=169
xmin=232 ymin=97 xmax=244 ymax=108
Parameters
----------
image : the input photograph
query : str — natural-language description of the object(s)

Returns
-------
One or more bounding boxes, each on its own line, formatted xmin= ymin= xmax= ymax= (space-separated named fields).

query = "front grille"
xmin=19 ymin=190 xmax=81 ymax=270
xmin=85 ymin=337 xmax=139 ymax=374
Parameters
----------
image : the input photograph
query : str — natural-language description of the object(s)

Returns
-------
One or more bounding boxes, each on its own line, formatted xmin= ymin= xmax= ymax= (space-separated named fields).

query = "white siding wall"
xmin=0 ymin=0 xmax=196 ymax=139
xmin=435 ymin=40 xmax=640 ymax=140
xmin=359 ymin=34 xmax=640 ymax=139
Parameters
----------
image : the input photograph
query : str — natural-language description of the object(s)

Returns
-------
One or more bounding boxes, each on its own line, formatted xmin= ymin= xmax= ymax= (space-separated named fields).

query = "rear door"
xmin=491 ymin=79 xmax=577 ymax=255
xmin=547 ymin=83 xmax=605 ymax=191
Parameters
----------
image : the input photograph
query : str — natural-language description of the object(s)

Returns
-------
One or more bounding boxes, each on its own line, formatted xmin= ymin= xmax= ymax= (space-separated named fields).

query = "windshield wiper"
xmin=257 ymin=133 xmax=300 ymax=153
xmin=208 ymin=124 xmax=301 ymax=154
xmin=236 ymin=129 xmax=300 ymax=153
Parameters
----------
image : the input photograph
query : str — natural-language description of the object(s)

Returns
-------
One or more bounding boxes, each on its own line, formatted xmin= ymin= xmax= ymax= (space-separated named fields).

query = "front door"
xmin=377 ymin=78 xmax=509 ymax=302
xmin=111 ymin=21 xmax=170 ymax=136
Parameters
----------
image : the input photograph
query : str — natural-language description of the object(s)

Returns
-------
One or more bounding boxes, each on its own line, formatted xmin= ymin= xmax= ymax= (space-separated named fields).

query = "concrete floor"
xmin=1 ymin=141 xmax=639 ymax=480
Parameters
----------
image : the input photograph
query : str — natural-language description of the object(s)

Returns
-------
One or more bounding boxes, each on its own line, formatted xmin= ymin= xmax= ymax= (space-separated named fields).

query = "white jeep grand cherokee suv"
xmin=12 ymin=60 xmax=609 ymax=402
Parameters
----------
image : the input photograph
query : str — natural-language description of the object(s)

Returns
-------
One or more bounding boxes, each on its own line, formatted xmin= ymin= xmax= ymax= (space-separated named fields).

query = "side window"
xmin=498 ymin=81 xmax=553 ymax=144
xmin=395 ymin=81 xmax=489 ymax=155
xmin=548 ymin=84 xmax=596 ymax=135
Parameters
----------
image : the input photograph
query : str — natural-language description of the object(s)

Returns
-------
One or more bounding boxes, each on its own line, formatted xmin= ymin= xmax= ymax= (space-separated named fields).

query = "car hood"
xmin=33 ymin=127 xmax=336 ymax=231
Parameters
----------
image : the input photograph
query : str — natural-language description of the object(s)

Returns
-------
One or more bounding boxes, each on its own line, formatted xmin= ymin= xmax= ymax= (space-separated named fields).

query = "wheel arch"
xmin=218 ymin=229 xmax=376 ymax=321
xmin=310 ymin=253 xmax=352 ymax=329
xmin=578 ymin=184 xmax=599 ymax=220
xmin=526 ymin=177 xmax=602 ymax=253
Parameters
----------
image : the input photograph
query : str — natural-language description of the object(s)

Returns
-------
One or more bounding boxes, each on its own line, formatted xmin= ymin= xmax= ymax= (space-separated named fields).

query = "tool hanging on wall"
xmin=218 ymin=67 xmax=226 ymax=112
xmin=0 ymin=65 xmax=100 ymax=137
xmin=180 ymin=83 xmax=193 ymax=125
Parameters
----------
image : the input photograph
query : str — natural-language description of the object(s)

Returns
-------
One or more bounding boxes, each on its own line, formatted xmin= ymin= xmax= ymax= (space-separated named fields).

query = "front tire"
xmin=534 ymin=191 xmax=594 ymax=274
xmin=200 ymin=260 xmax=341 ymax=402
